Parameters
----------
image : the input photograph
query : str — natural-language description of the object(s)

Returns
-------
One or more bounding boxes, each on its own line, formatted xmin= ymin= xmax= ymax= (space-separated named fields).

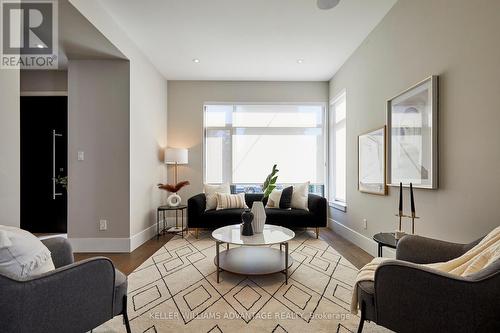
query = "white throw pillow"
xmin=204 ymin=184 xmax=230 ymax=210
xmin=0 ymin=225 xmax=55 ymax=280
xmin=266 ymin=189 xmax=282 ymax=208
xmin=291 ymin=182 xmax=309 ymax=211
xmin=216 ymin=193 xmax=248 ymax=210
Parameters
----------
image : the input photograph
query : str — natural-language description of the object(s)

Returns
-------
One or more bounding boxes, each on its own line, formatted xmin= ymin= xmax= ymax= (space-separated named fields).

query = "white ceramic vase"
xmin=166 ymin=193 xmax=181 ymax=207
xmin=251 ymin=201 xmax=266 ymax=233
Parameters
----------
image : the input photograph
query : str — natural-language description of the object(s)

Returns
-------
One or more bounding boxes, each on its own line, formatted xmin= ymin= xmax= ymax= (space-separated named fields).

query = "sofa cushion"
xmin=279 ymin=186 xmax=293 ymax=209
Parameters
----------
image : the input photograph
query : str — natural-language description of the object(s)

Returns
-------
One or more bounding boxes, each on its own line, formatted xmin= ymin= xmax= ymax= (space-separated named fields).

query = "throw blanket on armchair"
xmin=351 ymin=226 xmax=500 ymax=314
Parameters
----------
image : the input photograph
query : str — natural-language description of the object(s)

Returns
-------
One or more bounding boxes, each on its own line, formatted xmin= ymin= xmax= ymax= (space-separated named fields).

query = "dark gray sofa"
xmin=357 ymin=234 xmax=500 ymax=333
xmin=0 ymin=237 xmax=131 ymax=333
xmin=188 ymin=193 xmax=327 ymax=238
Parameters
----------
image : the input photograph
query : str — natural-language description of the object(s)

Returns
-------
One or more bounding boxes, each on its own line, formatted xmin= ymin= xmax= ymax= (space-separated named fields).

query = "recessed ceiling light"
xmin=317 ymin=0 xmax=340 ymax=10
xmin=297 ymin=59 xmax=304 ymax=64
xmin=192 ymin=58 xmax=200 ymax=63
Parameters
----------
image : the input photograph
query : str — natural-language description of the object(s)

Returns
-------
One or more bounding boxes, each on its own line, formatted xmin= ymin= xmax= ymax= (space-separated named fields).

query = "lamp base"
xmin=167 ymin=193 xmax=181 ymax=207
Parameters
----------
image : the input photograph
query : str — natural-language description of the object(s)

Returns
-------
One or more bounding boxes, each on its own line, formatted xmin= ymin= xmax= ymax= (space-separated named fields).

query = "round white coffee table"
xmin=211 ymin=224 xmax=295 ymax=284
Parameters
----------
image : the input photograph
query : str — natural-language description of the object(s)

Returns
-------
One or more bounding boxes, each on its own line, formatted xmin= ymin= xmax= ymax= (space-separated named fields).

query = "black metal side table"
xmin=157 ymin=205 xmax=187 ymax=239
xmin=373 ymin=232 xmax=398 ymax=257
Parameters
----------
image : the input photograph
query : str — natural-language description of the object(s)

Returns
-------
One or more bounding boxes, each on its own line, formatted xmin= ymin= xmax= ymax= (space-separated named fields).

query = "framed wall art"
xmin=387 ymin=76 xmax=438 ymax=189
xmin=358 ymin=126 xmax=387 ymax=195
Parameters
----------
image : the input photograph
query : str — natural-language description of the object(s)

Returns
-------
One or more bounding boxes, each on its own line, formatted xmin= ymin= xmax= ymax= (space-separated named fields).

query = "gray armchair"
xmin=0 ymin=237 xmax=131 ymax=333
xmin=357 ymin=234 xmax=500 ymax=333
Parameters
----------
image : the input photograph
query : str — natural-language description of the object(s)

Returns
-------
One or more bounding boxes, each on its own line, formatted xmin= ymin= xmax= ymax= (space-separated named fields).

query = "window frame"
xmin=329 ymin=90 xmax=347 ymax=211
xmin=202 ymin=102 xmax=328 ymax=192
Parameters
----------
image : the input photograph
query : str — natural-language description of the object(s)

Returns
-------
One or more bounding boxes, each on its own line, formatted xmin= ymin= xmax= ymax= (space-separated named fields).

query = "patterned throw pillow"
xmin=216 ymin=193 xmax=248 ymax=210
xmin=204 ymin=184 xmax=230 ymax=210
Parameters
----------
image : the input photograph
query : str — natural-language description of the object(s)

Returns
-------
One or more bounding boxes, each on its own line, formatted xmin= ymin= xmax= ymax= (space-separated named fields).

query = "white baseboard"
xmin=69 ymin=237 xmax=131 ymax=253
xmin=70 ymin=222 xmax=162 ymax=253
xmin=130 ymin=223 xmax=158 ymax=252
xmin=327 ymin=218 xmax=396 ymax=258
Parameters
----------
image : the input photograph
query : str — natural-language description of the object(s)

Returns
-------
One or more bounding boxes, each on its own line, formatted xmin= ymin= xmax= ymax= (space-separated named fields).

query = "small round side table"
xmin=373 ymin=232 xmax=398 ymax=257
xmin=157 ymin=205 xmax=187 ymax=239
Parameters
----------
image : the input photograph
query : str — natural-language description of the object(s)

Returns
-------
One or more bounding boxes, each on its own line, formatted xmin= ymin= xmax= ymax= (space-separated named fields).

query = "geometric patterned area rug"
xmin=96 ymin=230 xmax=390 ymax=333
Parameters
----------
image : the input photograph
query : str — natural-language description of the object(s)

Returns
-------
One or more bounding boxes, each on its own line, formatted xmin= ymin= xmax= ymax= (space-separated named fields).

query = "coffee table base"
xmin=214 ymin=246 xmax=293 ymax=284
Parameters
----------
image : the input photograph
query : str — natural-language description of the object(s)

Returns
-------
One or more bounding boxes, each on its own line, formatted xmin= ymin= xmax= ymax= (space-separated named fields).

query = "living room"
xmin=0 ymin=0 xmax=499 ymax=332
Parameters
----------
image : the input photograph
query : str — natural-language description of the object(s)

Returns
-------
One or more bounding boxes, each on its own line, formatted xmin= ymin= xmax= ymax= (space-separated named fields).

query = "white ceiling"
xmin=98 ymin=0 xmax=396 ymax=81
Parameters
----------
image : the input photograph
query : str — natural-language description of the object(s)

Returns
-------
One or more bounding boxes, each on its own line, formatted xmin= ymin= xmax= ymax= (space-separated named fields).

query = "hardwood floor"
xmin=74 ymin=228 xmax=373 ymax=275
xmin=74 ymin=234 xmax=174 ymax=275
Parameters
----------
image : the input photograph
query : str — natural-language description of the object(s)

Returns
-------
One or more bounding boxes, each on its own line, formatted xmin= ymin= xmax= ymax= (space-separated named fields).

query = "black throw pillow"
xmin=279 ymin=186 xmax=293 ymax=209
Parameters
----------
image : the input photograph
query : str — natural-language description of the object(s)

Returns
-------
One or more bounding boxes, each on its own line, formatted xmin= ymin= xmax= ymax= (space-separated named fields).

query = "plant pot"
xmin=251 ymin=201 xmax=266 ymax=233
xmin=241 ymin=209 xmax=254 ymax=236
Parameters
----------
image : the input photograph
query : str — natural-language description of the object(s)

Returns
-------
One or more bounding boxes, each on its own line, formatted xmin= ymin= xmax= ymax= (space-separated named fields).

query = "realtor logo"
xmin=1 ymin=0 xmax=58 ymax=69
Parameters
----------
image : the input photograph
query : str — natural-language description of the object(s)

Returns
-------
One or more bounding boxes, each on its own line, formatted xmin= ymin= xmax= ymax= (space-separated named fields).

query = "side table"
xmin=373 ymin=232 xmax=398 ymax=257
xmin=157 ymin=205 xmax=187 ymax=239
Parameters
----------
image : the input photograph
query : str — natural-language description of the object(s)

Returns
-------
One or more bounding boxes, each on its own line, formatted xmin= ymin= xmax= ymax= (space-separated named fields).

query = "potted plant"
xmin=251 ymin=164 xmax=279 ymax=233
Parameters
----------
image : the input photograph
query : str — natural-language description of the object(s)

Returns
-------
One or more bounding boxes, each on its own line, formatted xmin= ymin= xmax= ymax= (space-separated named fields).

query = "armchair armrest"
xmin=374 ymin=260 xmax=500 ymax=333
xmin=188 ymin=193 xmax=206 ymax=227
xmin=41 ymin=237 xmax=74 ymax=268
xmin=307 ymin=194 xmax=327 ymax=227
xmin=396 ymin=234 xmax=469 ymax=264
xmin=0 ymin=257 xmax=116 ymax=333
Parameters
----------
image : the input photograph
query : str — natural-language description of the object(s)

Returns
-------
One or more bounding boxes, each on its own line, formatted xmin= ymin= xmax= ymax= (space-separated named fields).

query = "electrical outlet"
xmin=78 ymin=151 xmax=85 ymax=161
xmin=99 ymin=219 xmax=107 ymax=231
xmin=363 ymin=219 xmax=368 ymax=230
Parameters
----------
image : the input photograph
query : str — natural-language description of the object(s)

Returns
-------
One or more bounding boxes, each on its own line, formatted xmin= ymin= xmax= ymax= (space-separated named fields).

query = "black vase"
xmin=241 ymin=209 xmax=254 ymax=236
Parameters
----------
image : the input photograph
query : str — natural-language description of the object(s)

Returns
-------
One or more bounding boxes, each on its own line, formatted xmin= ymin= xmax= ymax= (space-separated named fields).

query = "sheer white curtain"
xmin=204 ymin=104 xmax=326 ymax=192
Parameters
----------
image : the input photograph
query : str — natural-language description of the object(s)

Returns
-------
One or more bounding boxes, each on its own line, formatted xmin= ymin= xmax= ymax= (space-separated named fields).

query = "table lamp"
xmin=165 ymin=148 xmax=188 ymax=184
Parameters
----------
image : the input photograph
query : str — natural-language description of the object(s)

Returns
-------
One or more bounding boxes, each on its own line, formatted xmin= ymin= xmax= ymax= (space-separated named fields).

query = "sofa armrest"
xmin=396 ymin=234 xmax=469 ymax=264
xmin=41 ymin=237 xmax=74 ymax=268
xmin=307 ymin=194 xmax=327 ymax=226
xmin=0 ymin=257 xmax=116 ymax=333
xmin=374 ymin=260 xmax=500 ymax=332
xmin=188 ymin=193 xmax=206 ymax=227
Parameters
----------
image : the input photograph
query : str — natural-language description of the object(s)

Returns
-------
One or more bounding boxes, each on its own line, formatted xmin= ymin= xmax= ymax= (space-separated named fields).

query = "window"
xmin=329 ymin=91 xmax=347 ymax=207
xmin=204 ymin=104 xmax=326 ymax=195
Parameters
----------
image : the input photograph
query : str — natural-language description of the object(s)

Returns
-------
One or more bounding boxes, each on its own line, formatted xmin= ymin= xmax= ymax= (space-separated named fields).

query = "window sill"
xmin=329 ymin=201 xmax=347 ymax=212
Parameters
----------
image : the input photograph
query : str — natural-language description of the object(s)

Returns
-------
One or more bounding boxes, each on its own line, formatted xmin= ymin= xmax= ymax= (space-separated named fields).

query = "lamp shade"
xmin=165 ymin=148 xmax=188 ymax=165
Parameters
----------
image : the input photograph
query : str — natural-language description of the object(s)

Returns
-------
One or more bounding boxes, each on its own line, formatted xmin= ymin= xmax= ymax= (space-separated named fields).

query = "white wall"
xmin=20 ymin=70 xmax=67 ymax=92
xmin=167 ymin=81 xmax=329 ymax=201
xmin=329 ymin=0 xmax=500 ymax=255
xmin=69 ymin=0 xmax=168 ymax=250
xmin=0 ymin=70 xmax=20 ymax=227
xmin=68 ymin=60 xmax=130 ymax=242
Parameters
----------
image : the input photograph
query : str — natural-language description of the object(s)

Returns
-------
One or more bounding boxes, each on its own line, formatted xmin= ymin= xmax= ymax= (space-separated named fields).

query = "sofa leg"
xmin=315 ymin=227 xmax=319 ymax=239
xmin=123 ymin=295 xmax=131 ymax=333
xmin=195 ymin=228 xmax=199 ymax=239
xmin=357 ymin=300 xmax=366 ymax=333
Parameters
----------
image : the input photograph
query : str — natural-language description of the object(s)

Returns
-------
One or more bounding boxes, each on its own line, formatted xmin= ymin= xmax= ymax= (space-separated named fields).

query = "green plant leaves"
xmin=262 ymin=164 xmax=279 ymax=199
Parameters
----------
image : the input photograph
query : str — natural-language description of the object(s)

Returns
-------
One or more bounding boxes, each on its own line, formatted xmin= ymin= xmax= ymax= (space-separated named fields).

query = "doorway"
xmin=20 ymin=96 xmax=68 ymax=233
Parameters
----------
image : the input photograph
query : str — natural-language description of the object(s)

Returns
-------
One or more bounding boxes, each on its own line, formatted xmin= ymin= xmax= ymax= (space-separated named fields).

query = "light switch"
xmin=78 ymin=151 xmax=84 ymax=161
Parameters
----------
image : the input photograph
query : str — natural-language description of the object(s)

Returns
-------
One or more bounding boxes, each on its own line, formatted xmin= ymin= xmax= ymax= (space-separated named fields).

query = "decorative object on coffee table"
xmin=387 ymin=75 xmax=438 ymax=189
xmin=252 ymin=164 xmax=279 ymax=233
xmin=161 ymin=147 xmax=189 ymax=206
xmin=241 ymin=209 xmax=254 ymax=236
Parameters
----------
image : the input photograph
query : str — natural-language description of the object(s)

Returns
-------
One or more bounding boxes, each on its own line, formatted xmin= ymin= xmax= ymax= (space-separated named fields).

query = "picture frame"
xmin=387 ymin=75 xmax=438 ymax=189
xmin=358 ymin=126 xmax=387 ymax=195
